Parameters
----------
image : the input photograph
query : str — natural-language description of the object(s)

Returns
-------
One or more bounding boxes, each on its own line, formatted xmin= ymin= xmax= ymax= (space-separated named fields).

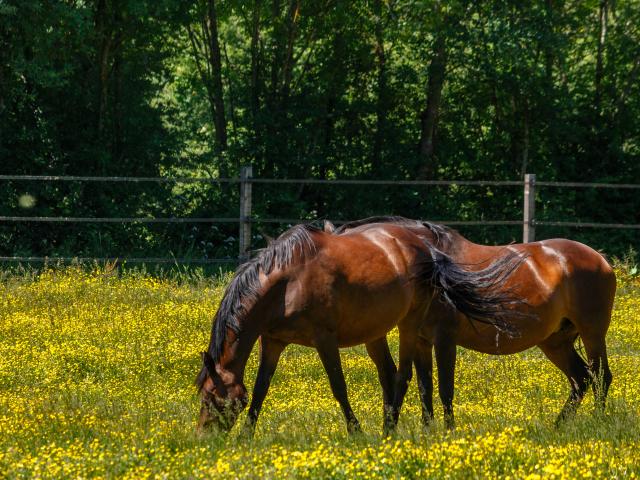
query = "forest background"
xmin=1 ymin=0 xmax=639 ymax=261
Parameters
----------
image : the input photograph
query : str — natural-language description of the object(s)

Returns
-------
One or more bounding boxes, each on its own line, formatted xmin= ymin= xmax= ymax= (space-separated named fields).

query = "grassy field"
xmin=0 ymin=265 xmax=639 ymax=479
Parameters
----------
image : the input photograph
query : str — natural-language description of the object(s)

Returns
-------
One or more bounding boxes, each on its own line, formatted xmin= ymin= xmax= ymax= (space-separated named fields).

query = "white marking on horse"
xmin=507 ymin=245 xmax=552 ymax=294
xmin=541 ymin=244 xmax=569 ymax=276
xmin=364 ymin=231 xmax=405 ymax=275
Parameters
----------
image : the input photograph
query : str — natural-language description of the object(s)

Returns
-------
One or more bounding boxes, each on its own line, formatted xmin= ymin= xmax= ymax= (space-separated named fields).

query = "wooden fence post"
xmin=239 ymin=165 xmax=253 ymax=262
xmin=523 ymin=173 xmax=536 ymax=243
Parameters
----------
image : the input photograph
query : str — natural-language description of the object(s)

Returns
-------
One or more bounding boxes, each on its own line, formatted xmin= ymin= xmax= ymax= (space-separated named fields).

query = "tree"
xmin=186 ymin=0 xmax=228 ymax=159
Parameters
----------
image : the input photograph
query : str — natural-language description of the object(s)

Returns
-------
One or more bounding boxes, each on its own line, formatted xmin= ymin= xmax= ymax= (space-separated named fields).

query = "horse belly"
xmin=455 ymin=322 xmax=541 ymax=355
xmin=454 ymin=298 xmax=566 ymax=354
xmin=335 ymin=285 xmax=412 ymax=347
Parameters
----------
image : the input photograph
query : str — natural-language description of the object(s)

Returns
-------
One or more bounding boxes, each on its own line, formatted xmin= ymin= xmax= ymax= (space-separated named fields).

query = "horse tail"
xmin=417 ymin=246 xmax=529 ymax=337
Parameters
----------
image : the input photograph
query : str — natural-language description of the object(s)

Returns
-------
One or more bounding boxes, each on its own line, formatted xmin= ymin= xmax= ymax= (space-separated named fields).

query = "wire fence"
xmin=3 ymin=174 xmax=640 ymax=188
xmin=1 ymin=170 xmax=639 ymax=265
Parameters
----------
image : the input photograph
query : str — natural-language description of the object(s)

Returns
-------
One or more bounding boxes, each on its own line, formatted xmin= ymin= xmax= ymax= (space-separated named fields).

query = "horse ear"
xmin=259 ymin=228 xmax=274 ymax=245
xmin=323 ymin=220 xmax=336 ymax=233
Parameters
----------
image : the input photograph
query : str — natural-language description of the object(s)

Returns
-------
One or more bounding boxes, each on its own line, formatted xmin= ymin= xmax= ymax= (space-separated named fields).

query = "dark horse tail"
xmin=417 ymin=246 xmax=528 ymax=337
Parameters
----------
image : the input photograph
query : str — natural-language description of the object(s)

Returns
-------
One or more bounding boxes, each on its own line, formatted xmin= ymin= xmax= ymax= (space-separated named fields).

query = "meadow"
xmin=0 ymin=265 xmax=639 ymax=479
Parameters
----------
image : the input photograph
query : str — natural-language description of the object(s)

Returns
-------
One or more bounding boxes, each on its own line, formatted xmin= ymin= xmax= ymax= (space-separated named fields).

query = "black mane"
xmin=335 ymin=215 xmax=454 ymax=249
xmin=196 ymin=223 xmax=320 ymax=391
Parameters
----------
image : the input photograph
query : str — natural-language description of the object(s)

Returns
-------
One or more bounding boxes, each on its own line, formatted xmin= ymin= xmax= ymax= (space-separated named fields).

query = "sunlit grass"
xmin=0 ymin=266 xmax=639 ymax=478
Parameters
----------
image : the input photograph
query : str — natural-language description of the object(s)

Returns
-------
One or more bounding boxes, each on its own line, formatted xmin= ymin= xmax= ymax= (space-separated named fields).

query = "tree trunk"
xmin=0 ymin=52 xmax=6 ymax=115
xmin=269 ymin=0 xmax=283 ymax=104
xmin=372 ymin=0 xmax=387 ymax=175
xmin=521 ymin=102 xmax=530 ymax=177
xmin=418 ymin=33 xmax=447 ymax=178
xmin=250 ymin=0 xmax=261 ymax=135
xmin=261 ymin=0 xmax=283 ymax=176
xmin=542 ymin=0 xmax=559 ymax=167
xmin=206 ymin=0 xmax=227 ymax=152
xmin=595 ymin=0 xmax=608 ymax=110
xmin=614 ymin=55 xmax=640 ymax=121
xmin=187 ymin=0 xmax=228 ymax=159
xmin=280 ymin=0 xmax=300 ymax=109
xmin=222 ymin=42 xmax=238 ymax=140
xmin=113 ymin=48 xmax=123 ymax=163
xmin=544 ymin=0 xmax=554 ymax=86
xmin=96 ymin=0 xmax=111 ymax=143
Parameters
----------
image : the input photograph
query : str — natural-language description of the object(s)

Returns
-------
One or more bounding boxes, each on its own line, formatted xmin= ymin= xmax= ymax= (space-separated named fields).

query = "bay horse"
xmin=196 ymin=221 xmax=526 ymax=435
xmin=334 ymin=217 xmax=616 ymax=428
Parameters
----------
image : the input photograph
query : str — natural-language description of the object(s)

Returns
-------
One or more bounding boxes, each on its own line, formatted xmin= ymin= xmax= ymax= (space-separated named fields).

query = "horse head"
xmin=197 ymin=351 xmax=248 ymax=433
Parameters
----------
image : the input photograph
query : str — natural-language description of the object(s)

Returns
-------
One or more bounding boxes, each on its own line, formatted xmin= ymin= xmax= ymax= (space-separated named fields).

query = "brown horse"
xmin=335 ymin=217 xmax=616 ymax=428
xmin=196 ymin=221 xmax=525 ymax=435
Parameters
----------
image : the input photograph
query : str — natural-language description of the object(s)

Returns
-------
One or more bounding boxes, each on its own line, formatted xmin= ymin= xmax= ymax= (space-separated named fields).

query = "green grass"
xmin=0 ymin=266 xmax=639 ymax=479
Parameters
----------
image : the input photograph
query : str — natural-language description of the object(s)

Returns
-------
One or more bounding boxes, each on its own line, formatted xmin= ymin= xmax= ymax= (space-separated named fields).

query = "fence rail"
xmin=0 ymin=256 xmax=233 ymax=264
xmin=0 ymin=175 xmax=234 ymax=184
xmin=3 ymin=174 xmax=640 ymax=189
xmin=0 ymin=216 xmax=239 ymax=223
xmin=1 ymin=169 xmax=639 ymax=265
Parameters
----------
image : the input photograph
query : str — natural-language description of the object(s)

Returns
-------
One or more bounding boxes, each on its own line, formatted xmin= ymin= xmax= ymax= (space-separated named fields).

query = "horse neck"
xmin=442 ymin=231 xmax=503 ymax=264
xmin=217 ymin=324 xmax=259 ymax=385
xmin=213 ymin=241 xmax=303 ymax=383
xmin=420 ymin=227 xmax=469 ymax=256
xmin=448 ymin=233 xmax=478 ymax=255
xmin=216 ymin=283 xmax=280 ymax=383
xmin=419 ymin=228 xmax=484 ymax=265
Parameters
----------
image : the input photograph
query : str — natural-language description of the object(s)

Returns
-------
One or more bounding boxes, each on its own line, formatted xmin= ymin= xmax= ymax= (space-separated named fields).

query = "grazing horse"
xmin=336 ymin=217 xmax=616 ymax=428
xmin=196 ymin=222 xmax=525 ymax=435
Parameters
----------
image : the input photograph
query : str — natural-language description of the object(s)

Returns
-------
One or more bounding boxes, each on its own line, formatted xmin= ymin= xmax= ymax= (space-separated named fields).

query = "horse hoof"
xmin=347 ymin=420 xmax=362 ymax=435
xmin=382 ymin=422 xmax=398 ymax=437
xmin=239 ymin=426 xmax=256 ymax=439
xmin=421 ymin=413 xmax=434 ymax=430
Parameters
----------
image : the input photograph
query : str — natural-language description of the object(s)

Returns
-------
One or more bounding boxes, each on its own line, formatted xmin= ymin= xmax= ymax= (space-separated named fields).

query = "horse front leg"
xmin=315 ymin=333 xmax=361 ymax=434
xmin=366 ymin=337 xmax=397 ymax=433
xmin=435 ymin=338 xmax=457 ymax=430
xmin=242 ymin=336 xmax=287 ymax=436
xmin=414 ymin=338 xmax=434 ymax=428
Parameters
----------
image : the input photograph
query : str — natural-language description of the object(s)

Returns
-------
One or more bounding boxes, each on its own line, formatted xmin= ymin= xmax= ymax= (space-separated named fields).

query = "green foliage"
xmin=1 ymin=0 xmax=639 ymax=259
xmin=613 ymin=247 xmax=639 ymax=290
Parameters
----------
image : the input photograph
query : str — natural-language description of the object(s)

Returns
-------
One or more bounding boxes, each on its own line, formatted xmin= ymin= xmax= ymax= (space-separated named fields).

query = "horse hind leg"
xmin=435 ymin=338 xmax=456 ymax=430
xmin=414 ymin=339 xmax=434 ymax=428
xmin=387 ymin=311 xmax=422 ymax=435
xmin=539 ymin=331 xmax=591 ymax=425
xmin=571 ymin=270 xmax=615 ymax=414
xmin=580 ymin=331 xmax=613 ymax=414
